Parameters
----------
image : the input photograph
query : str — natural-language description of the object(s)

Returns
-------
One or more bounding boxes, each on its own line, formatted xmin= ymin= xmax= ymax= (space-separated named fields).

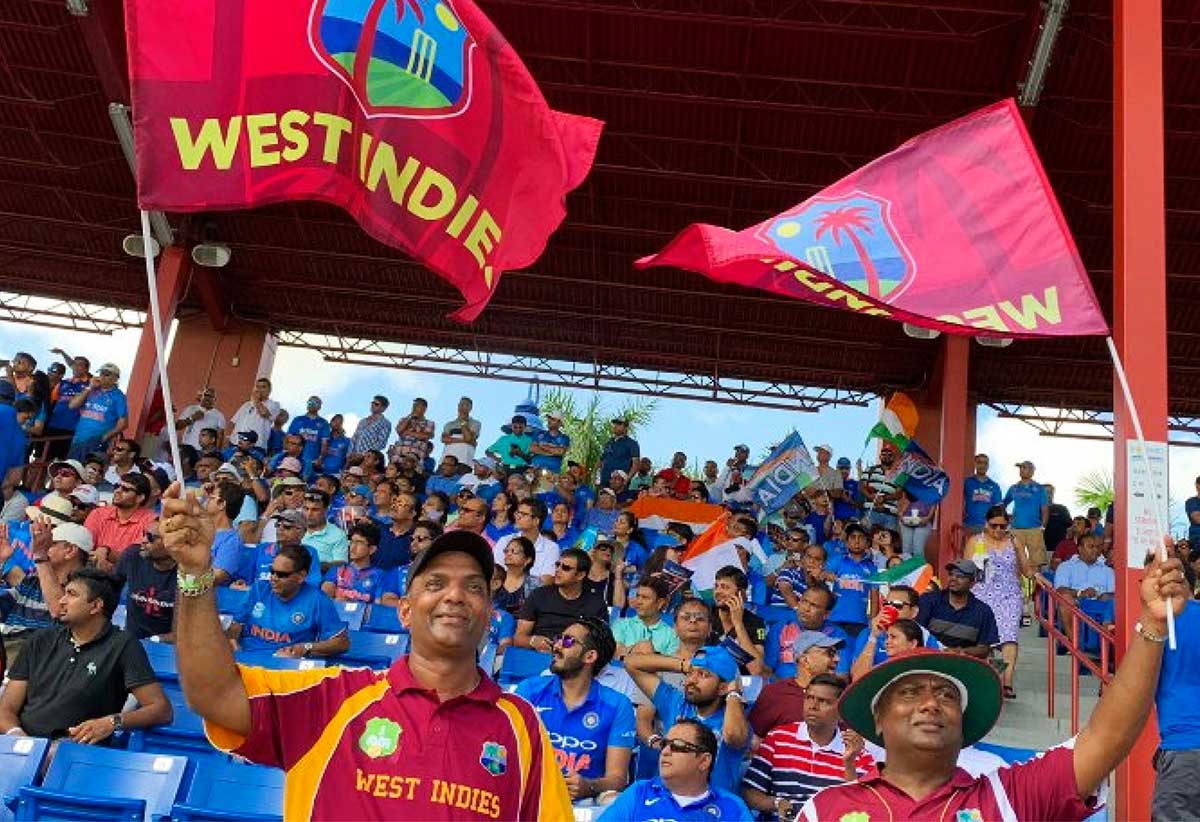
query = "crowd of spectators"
xmin=0 ymin=349 xmax=1141 ymax=818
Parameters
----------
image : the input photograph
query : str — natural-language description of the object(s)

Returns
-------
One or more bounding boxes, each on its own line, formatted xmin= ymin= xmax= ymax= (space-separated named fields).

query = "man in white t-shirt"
xmin=441 ymin=396 xmax=481 ymax=466
xmin=227 ymin=377 xmax=280 ymax=447
xmin=177 ymin=386 xmax=226 ymax=450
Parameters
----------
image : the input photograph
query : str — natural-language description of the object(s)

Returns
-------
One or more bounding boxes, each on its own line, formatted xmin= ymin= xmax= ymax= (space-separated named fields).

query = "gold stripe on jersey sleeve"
xmin=205 ymin=664 xmax=346 ymax=752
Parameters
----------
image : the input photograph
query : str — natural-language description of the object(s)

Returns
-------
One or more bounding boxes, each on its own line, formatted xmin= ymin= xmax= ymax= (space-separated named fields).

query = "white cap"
xmin=51 ymin=522 xmax=94 ymax=554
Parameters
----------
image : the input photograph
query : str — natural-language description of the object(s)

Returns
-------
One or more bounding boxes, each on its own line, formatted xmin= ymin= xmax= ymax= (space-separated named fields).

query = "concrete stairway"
xmin=983 ymin=621 xmax=1104 ymax=750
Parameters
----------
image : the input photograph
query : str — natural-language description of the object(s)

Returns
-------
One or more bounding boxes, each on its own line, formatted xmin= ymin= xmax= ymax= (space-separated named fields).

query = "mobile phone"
xmin=878 ymin=604 xmax=900 ymax=629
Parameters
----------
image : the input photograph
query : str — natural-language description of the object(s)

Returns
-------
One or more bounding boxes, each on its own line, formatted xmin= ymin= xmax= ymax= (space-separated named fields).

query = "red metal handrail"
xmin=1032 ymin=575 xmax=1115 ymax=735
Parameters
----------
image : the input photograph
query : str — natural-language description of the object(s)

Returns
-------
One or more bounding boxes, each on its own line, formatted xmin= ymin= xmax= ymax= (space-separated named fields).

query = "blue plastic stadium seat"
xmin=0 ymin=736 xmax=49 ymax=822
xmin=333 ymin=600 xmax=366 ymax=631
xmin=331 ymin=630 xmax=408 ymax=669
xmin=142 ymin=639 xmax=180 ymax=683
xmin=478 ymin=641 xmax=499 ymax=677
xmin=497 ymin=647 xmax=552 ymax=687
xmin=112 ymin=604 xmax=127 ymax=630
xmin=215 ymin=587 xmax=248 ymax=616
xmin=234 ymin=651 xmax=327 ymax=671
xmin=170 ymin=759 xmax=284 ymax=822
xmin=126 ymin=683 xmax=218 ymax=760
xmin=362 ymin=604 xmax=405 ymax=634
xmin=13 ymin=742 xmax=187 ymax=822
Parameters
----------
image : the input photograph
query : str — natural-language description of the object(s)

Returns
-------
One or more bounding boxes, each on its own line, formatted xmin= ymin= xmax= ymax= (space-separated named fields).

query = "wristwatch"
xmin=110 ymin=714 xmax=123 ymax=732
xmin=302 ymin=642 xmax=314 ymax=657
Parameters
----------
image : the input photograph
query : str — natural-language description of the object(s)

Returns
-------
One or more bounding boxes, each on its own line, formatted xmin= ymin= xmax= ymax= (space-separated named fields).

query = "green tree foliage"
xmin=1073 ymin=470 xmax=1114 ymax=512
xmin=538 ymin=389 xmax=658 ymax=483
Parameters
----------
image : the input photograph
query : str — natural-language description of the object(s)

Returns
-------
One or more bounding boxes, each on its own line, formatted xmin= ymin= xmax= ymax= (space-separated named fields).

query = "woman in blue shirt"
xmin=485 ymin=491 xmax=517 ymax=542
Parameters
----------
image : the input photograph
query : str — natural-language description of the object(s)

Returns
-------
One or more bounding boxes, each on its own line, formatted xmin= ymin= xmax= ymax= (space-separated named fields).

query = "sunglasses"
xmin=116 ymin=485 xmax=137 ymax=494
xmin=885 ymin=600 xmax=911 ymax=609
xmin=555 ymin=561 xmax=578 ymax=572
xmin=99 ymin=369 xmax=116 ymax=377
xmin=676 ymin=611 xmax=710 ymax=623
xmin=986 ymin=521 xmax=1009 ymax=530
xmin=269 ymin=568 xmax=298 ymax=579
xmin=657 ymin=738 xmax=706 ymax=755
xmin=552 ymin=634 xmax=581 ymax=649
xmin=54 ymin=468 xmax=78 ymax=479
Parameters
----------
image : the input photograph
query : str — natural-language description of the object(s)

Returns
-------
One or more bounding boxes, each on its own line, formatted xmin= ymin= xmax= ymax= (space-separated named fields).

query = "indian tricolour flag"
xmin=865 ymin=555 xmax=936 ymax=593
xmin=676 ymin=513 xmax=744 ymax=594
xmin=626 ymin=497 xmax=725 ymax=534
xmin=866 ymin=392 xmax=919 ymax=448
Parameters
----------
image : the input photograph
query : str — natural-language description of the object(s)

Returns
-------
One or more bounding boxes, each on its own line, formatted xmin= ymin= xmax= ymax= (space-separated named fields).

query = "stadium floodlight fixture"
xmin=902 ymin=323 xmax=941 ymax=340
xmin=65 ymin=0 xmax=88 ymax=16
xmin=191 ymin=243 xmax=232 ymax=268
xmin=975 ymin=336 xmax=1014 ymax=349
xmin=122 ymin=234 xmax=161 ymax=259
xmin=108 ymin=103 xmax=174 ymax=249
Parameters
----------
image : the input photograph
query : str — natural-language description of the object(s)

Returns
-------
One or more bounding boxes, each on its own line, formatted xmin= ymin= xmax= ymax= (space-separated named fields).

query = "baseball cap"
xmin=844 ymin=522 xmax=868 ymax=539
xmin=689 ymin=646 xmax=739 ymax=683
xmin=214 ymin=462 xmax=243 ymax=479
xmin=473 ymin=456 xmax=496 ymax=470
xmin=275 ymin=476 xmax=306 ymax=488
xmin=1014 ymin=460 xmax=1035 ymax=470
xmin=51 ymin=522 xmax=94 ymax=554
xmin=307 ymin=396 xmax=322 ymax=408
xmin=278 ymin=456 xmax=303 ymax=474
xmin=98 ymin=362 xmax=121 ymax=377
xmin=345 ymin=465 xmax=366 ymax=478
xmin=838 ymin=650 xmax=1001 ymax=747
xmin=793 ymin=630 xmax=845 ymax=657
xmin=610 ymin=470 xmax=629 ymax=480
xmin=27 ymin=495 xmax=74 ymax=524
xmin=47 ymin=362 xmax=65 ymax=374
xmin=349 ymin=484 xmax=372 ymax=499
xmin=49 ymin=459 xmax=84 ymax=478
xmin=598 ymin=487 xmax=616 ymax=498
xmin=545 ymin=412 xmax=563 ymax=422
xmin=272 ymin=509 xmax=306 ymax=528
xmin=408 ymin=530 xmax=495 ymax=584
xmin=836 ymin=457 xmax=852 ymax=468
xmin=69 ymin=485 xmax=99 ymax=507
xmin=237 ymin=430 xmax=259 ymax=444
xmin=733 ymin=443 xmax=749 ymax=452
xmin=610 ymin=417 xmax=629 ymax=425
xmin=815 ymin=444 xmax=833 ymax=454
xmin=946 ymin=558 xmax=979 ymax=577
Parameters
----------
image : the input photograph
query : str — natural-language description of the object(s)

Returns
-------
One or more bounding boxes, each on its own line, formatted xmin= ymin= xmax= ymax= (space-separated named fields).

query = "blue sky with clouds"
xmin=3 ymin=316 xmax=1197 ymax=532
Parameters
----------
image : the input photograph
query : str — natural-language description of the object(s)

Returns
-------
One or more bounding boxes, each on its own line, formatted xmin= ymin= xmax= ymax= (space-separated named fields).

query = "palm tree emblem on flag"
xmin=311 ymin=0 xmax=476 ymax=117
xmin=760 ymin=192 xmax=916 ymax=300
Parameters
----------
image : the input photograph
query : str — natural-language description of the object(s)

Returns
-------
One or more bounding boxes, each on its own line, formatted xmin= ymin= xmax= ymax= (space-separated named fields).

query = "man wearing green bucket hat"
xmin=797 ymin=555 xmax=1187 ymax=822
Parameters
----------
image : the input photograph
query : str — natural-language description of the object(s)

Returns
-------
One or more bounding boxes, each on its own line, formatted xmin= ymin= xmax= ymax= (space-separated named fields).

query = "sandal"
xmin=1003 ymin=686 xmax=1017 ymax=700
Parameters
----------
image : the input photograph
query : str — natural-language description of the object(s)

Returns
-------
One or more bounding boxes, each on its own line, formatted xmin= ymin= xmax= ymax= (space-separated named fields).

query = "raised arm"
xmin=160 ymin=483 xmax=252 ymax=736
xmin=1073 ymin=554 xmax=1186 ymax=798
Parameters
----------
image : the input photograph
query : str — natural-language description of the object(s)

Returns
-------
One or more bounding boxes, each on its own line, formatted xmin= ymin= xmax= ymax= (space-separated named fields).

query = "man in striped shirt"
xmin=742 ymin=674 xmax=878 ymax=819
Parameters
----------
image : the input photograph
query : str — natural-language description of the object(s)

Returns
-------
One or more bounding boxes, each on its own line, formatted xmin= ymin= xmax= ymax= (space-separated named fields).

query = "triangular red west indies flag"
xmin=637 ymin=100 xmax=1106 ymax=338
xmin=125 ymin=0 xmax=603 ymax=322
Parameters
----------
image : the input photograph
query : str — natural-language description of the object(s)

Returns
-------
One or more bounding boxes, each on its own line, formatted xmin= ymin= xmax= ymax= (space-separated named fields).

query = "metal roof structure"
xmin=4 ymin=0 xmax=1200 ymax=415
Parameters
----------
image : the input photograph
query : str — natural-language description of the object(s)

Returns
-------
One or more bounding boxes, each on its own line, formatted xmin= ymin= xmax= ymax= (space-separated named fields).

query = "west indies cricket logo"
xmin=757 ymin=191 xmax=917 ymax=301
xmin=310 ymin=0 xmax=476 ymax=119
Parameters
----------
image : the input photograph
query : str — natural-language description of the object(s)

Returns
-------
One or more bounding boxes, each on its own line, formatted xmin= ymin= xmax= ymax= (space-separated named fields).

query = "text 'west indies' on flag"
xmin=636 ymin=99 xmax=1107 ymax=338
xmin=125 ymin=0 xmax=603 ymax=322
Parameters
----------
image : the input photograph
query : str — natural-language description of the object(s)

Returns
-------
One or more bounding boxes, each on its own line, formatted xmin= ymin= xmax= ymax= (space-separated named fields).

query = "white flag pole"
xmin=1105 ymin=335 xmax=1176 ymax=649
xmin=140 ymin=209 xmax=185 ymax=485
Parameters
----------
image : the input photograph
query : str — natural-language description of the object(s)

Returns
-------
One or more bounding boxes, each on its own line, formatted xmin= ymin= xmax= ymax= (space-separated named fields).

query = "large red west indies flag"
xmin=637 ymin=100 xmax=1107 ymax=338
xmin=125 ymin=0 xmax=603 ymax=322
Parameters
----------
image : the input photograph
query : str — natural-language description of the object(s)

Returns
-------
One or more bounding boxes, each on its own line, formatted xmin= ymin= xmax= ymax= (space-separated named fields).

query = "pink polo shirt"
xmin=800 ymin=741 xmax=1101 ymax=822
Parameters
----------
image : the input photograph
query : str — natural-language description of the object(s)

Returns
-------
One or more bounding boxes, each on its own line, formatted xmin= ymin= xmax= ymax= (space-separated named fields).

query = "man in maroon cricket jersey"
xmin=798 ymin=554 xmax=1187 ymax=822
xmin=159 ymin=485 xmax=571 ymax=821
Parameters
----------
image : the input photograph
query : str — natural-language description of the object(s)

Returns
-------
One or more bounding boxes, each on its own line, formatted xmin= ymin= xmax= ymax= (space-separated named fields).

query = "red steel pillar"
xmin=936 ymin=335 xmax=970 ymax=570
xmin=1112 ymin=0 xmax=1166 ymax=816
xmin=124 ymin=246 xmax=190 ymax=438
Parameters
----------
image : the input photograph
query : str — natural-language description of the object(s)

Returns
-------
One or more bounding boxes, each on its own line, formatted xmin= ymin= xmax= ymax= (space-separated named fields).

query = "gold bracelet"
xmin=177 ymin=567 xmax=216 ymax=598
xmin=1135 ymin=621 xmax=1167 ymax=643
